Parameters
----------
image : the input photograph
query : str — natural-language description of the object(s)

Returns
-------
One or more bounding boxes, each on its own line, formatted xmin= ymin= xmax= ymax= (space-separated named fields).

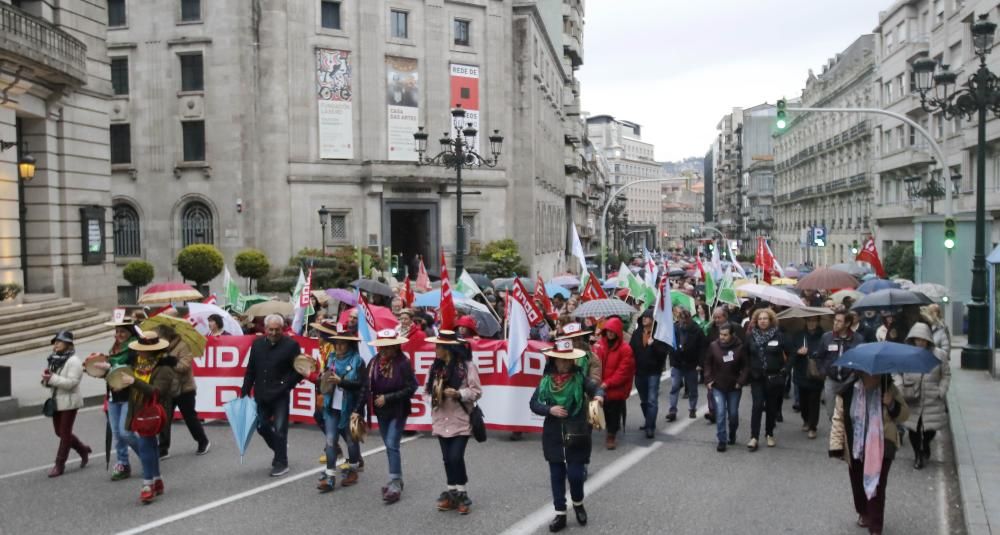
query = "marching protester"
xmin=746 ymin=308 xmax=787 ymax=450
xmin=455 ymin=315 xmax=480 ymax=341
xmin=530 ymin=338 xmax=605 ymax=532
xmin=666 ymin=308 xmax=703 ymax=423
xmin=425 ymin=330 xmax=482 ymax=514
xmin=99 ymin=319 xmax=138 ymax=480
xmin=156 ymin=324 xmax=210 ymax=458
xmin=817 ymin=311 xmax=865 ymax=420
xmin=630 ymin=309 xmax=668 ymax=438
xmin=555 ymin=322 xmax=602 ymax=385
xmin=241 ymin=314 xmax=303 ymax=477
xmin=704 ymin=307 xmax=744 ymax=424
xmin=593 ymin=317 xmax=634 ymax=450
xmin=922 ymin=304 xmax=951 ymax=354
xmin=207 ymin=314 xmax=230 ymax=337
xmin=397 ymin=308 xmax=426 ymax=346
xmin=366 ymin=328 xmax=418 ymax=504
xmin=900 ymin=323 xmax=950 ymax=469
xmin=313 ymin=322 xmax=367 ymax=492
xmin=703 ymin=323 xmax=748 ymax=451
xmin=829 ymin=372 xmax=909 ymax=535
xmin=42 ymin=330 xmax=91 ymax=477
xmin=787 ymin=316 xmax=825 ymax=439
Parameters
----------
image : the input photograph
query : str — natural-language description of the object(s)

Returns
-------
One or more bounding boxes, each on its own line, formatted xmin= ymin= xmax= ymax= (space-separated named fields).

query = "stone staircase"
xmin=0 ymin=294 xmax=110 ymax=357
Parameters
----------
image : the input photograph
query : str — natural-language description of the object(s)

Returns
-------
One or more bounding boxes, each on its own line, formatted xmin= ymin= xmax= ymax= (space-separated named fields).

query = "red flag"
xmin=416 ymin=256 xmax=431 ymax=292
xmin=438 ymin=249 xmax=456 ymax=330
xmin=202 ymin=294 xmax=217 ymax=305
xmin=695 ymin=255 xmax=706 ymax=282
xmin=534 ymin=273 xmax=558 ymax=321
xmin=580 ymin=271 xmax=607 ymax=302
xmin=402 ymin=275 xmax=414 ymax=307
xmin=856 ymin=237 xmax=886 ymax=278
xmin=755 ymin=237 xmax=776 ymax=283
xmin=510 ymin=277 xmax=545 ymax=327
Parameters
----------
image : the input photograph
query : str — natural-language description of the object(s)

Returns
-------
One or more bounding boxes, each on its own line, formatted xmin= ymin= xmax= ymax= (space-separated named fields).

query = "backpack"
xmin=132 ymin=391 xmax=166 ymax=437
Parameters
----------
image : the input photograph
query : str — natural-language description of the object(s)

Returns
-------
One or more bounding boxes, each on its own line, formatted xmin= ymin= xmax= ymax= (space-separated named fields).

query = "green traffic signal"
xmin=944 ymin=218 xmax=956 ymax=249
xmin=850 ymin=239 xmax=860 ymax=255
xmin=776 ymin=99 xmax=788 ymax=130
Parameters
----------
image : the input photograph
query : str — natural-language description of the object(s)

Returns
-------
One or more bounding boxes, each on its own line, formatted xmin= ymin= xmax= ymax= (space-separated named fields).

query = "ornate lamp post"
xmin=413 ymin=104 xmax=503 ymax=278
xmin=317 ymin=205 xmax=329 ymax=255
xmin=903 ymin=173 xmax=962 ymax=214
xmin=911 ymin=13 xmax=998 ymax=369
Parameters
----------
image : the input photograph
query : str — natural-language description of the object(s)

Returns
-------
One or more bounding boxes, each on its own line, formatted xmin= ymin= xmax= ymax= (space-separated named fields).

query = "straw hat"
xmin=426 ymin=329 xmax=465 ymax=345
xmin=542 ymin=338 xmax=587 ymax=360
xmin=368 ymin=328 xmax=409 ymax=347
xmin=128 ymin=331 xmax=169 ymax=351
xmin=554 ymin=322 xmax=592 ymax=341
xmin=293 ymin=354 xmax=318 ymax=376
xmin=312 ymin=321 xmax=360 ymax=341
xmin=104 ymin=318 xmax=136 ymax=329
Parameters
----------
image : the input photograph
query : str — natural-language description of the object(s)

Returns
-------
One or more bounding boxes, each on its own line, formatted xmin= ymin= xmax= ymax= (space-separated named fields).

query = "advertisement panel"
xmin=386 ymin=56 xmax=419 ymax=161
xmin=449 ymin=63 xmax=480 ymax=149
xmin=316 ymin=48 xmax=354 ymax=159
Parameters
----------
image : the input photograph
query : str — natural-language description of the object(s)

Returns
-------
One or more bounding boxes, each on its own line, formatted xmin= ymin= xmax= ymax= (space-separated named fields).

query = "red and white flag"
xmin=416 ymin=256 xmax=432 ymax=292
xmin=438 ymin=249 xmax=456 ymax=330
xmin=755 ymin=237 xmax=783 ymax=283
xmin=580 ymin=270 xmax=607 ymax=302
xmin=695 ymin=254 xmax=706 ymax=282
xmin=505 ymin=291 xmax=530 ymax=376
xmin=401 ymin=275 xmax=414 ymax=307
xmin=510 ymin=277 xmax=545 ymax=328
xmin=856 ymin=237 xmax=886 ymax=278
xmin=534 ymin=272 xmax=558 ymax=321
xmin=299 ymin=267 xmax=313 ymax=308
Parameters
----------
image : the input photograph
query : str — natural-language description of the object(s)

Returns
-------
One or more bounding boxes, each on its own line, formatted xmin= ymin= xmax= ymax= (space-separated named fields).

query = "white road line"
xmin=114 ymin=435 xmax=421 ymax=535
xmin=0 ymin=405 xmax=102 ymax=427
xmin=0 ymin=451 xmax=106 ymax=481
xmin=500 ymin=403 xmax=708 ymax=535
xmin=936 ymin=439 xmax=950 ymax=535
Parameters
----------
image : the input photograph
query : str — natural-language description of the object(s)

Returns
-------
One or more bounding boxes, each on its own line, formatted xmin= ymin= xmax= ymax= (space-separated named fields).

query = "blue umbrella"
xmin=832 ymin=342 xmax=941 ymax=375
xmin=223 ymin=396 xmax=258 ymax=464
xmin=413 ymin=288 xmax=469 ymax=307
xmin=545 ymin=283 xmax=570 ymax=299
xmin=857 ymin=278 xmax=900 ymax=294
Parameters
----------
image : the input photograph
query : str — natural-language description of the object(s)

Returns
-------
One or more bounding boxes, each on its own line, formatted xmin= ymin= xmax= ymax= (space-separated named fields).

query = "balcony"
xmin=0 ymin=3 xmax=87 ymax=85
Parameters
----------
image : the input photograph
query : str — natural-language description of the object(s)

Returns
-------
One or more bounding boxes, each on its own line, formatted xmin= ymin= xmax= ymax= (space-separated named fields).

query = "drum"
xmin=83 ymin=353 xmax=108 ymax=378
xmin=319 ymin=370 xmax=337 ymax=394
xmin=293 ymin=354 xmax=317 ymax=377
xmin=106 ymin=367 xmax=134 ymax=391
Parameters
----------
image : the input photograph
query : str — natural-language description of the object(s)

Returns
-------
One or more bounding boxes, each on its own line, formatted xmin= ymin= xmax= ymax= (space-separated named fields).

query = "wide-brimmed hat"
xmin=128 ymin=331 xmax=169 ymax=351
xmin=50 ymin=330 xmax=74 ymax=345
xmin=554 ymin=322 xmax=592 ymax=341
xmin=293 ymin=354 xmax=318 ymax=376
xmin=312 ymin=321 xmax=360 ymax=341
xmin=426 ymin=329 xmax=465 ymax=345
xmin=368 ymin=328 xmax=409 ymax=347
xmin=542 ymin=338 xmax=587 ymax=360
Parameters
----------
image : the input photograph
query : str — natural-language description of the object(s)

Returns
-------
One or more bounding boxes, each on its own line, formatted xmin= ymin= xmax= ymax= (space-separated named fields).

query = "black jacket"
xmin=670 ymin=321 xmax=705 ymax=370
xmin=786 ymin=327 xmax=825 ymax=389
xmin=816 ymin=330 xmax=864 ymax=381
xmin=746 ymin=329 xmax=787 ymax=380
xmin=629 ymin=327 xmax=670 ymax=376
xmin=529 ymin=372 xmax=604 ymax=464
xmin=241 ymin=336 xmax=303 ymax=404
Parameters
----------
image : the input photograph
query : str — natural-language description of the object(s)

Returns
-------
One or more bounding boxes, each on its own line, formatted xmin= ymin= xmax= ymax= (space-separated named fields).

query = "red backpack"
xmin=132 ymin=391 xmax=166 ymax=437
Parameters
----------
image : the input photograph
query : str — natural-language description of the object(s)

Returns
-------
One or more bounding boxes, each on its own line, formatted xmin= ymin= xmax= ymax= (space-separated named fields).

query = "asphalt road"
xmin=0 ymin=380 xmax=964 ymax=535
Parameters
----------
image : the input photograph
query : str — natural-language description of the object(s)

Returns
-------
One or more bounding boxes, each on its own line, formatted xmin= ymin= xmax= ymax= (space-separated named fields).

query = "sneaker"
xmin=384 ymin=480 xmax=402 ymax=504
xmin=140 ymin=485 xmax=155 ymax=504
xmin=801 ymin=424 xmax=810 ymax=432
xmin=317 ymin=476 xmax=335 ymax=493
xmin=437 ymin=490 xmax=456 ymax=511
xmin=717 ymin=443 xmax=727 ymax=452
xmin=766 ymin=435 xmax=776 ymax=447
xmin=196 ymin=441 xmax=211 ymax=456
xmin=807 ymin=430 xmax=817 ymax=439
xmin=319 ymin=453 xmax=327 ymax=464
xmin=689 ymin=410 xmax=697 ymax=419
xmin=456 ymin=492 xmax=471 ymax=515
xmin=270 ymin=464 xmax=290 ymax=477
xmin=153 ymin=479 xmax=164 ymax=496
xmin=665 ymin=412 xmax=677 ymax=422
xmin=341 ymin=469 xmax=359 ymax=487
xmin=111 ymin=464 xmax=131 ymax=481
xmin=747 ymin=438 xmax=758 ymax=451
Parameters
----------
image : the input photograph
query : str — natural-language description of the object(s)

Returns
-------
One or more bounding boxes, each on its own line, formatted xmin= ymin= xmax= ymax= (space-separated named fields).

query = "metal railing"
xmin=0 ymin=3 xmax=88 ymax=84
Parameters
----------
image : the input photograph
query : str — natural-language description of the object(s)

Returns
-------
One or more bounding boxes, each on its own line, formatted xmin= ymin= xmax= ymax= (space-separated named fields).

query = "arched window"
xmin=113 ymin=203 xmax=141 ymax=257
xmin=181 ymin=201 xmax=214 ymax=246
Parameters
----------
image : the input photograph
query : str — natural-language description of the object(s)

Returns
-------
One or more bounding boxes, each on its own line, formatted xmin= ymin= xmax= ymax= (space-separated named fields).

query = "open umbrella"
xmin=772 ymin=277 xmax=798 ymax=286
xmin=325 ymin=288 xmax=358 ymax=306
xmin=223 ymin=396 xmax=258 ymax=464
xmin=465 ymin=273 xmax=493 ymax=290
xmin=338 ymin=304 xmax=399 ymax=330
xmin=857 ymin=278 xmax=900 ymax=294
xmin=187 ymin=302 xmax=245 ymax=336
xmin=141 ymin=314 xmax=207 ymax=356
xmin=245 ymin=300 xmax=293 ymax=318
xmin=829 ymin=263 xmax=869 ymax=277
xmin=909 ymin=283 xmax=949 ymax=301
xmin=233 ymin=294 xmax=271 ymax=314
xmin=796 ymin=268 xmax=860 ymax=291
xmin=776 ymin=306 xmax=834 ymax=332
xmin=492 ymin=277 xmax=535 ymax=293
xmin=851 ymin=289 xmax=933 ymax=311
xmin=833 ymin=342 xmax=941 ymax=375
xmin=549 ymin=275 xmax=581 ymax=288
xmin=413 ymin=288 xmax=469 ymax=307
xmin=455 ymin=302 xmax=501 ymax=337
xmin=831 ymin=289 xmax=864 ymax=305
xmin=572 ymin=298 xmax=636 ymax=318
xmin=545 ymin=283 xmax=570 ymax=299
xmin=783 ymin=267 xmax=800 ymax=278
xmin=351 ymin=279 xmax=395 ymax=298
xmin=668 ymin=268 xmax=686 ymax=277
xmin=601 ymin=277 xmax=619 ymax=290
xmin=737 ymin=283 xmax=806 ymax=308
xmin=138 ymin=282 xmax=203 ymax=304
xmin=892 ymin=278 xmax=914 ymax=289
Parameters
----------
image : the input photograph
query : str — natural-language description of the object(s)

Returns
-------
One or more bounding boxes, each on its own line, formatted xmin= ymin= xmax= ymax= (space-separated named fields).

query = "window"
xmin=884 ymin=80 xmax=893 ymax=103
xmin=454 ymin=19 xmax=470 ymax=46
xmin=321 ymin=1 xmax=341 ymax=29
xmin=896 ymin=75 xmax=905 ymax=98
xmin=180 ymin=0 xmax=200 ymax=21
xmin=329 ymin=214 xmax=347 ymax=240
xmin=110 ymin=57 xmax=129 ymax=95
xmin=110 ymin=124 xmax=131 ymax=164
xmin=113 ymin=203 xmax=141 ymax=257
xmin=390 ymin=9 xmax=408 ymax=39
xmin=885 ymin=30 xmax=895 ymax=52
xmin=936 ymin=113 xmax=945 ymax=138
xmin=180 ymin=53 xmax=204 ymax=91
xmin=909 ymin=125 xmax=916 ymax=146
xmin=108 ymin=0 xmax=126 ymax=26
xmin=933 ymin=0 xmax=944 ymax=24
xmin=182 ymin=121 xmax=205 ymax=161
xmin=462 ymin=213 xmax=476 ymax=240
xmin=181 ymin=201 xmax=214 ymax=246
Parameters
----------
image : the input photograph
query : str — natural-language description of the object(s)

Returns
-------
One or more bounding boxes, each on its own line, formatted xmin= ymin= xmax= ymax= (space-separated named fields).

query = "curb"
xmin=948 ymin=369 xmax=992 ymax=535
xmin=1 ymin=393 xmax=106 ymax=423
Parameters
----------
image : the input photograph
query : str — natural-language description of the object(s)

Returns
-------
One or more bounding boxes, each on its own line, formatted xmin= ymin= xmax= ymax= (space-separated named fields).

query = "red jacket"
xmin=595 ymin=318 xmax=635 ymax=401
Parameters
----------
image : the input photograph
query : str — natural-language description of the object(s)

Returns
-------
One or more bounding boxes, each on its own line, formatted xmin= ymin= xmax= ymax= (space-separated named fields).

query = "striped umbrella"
xmin=138 ymin=282 xmax=204 ymax=304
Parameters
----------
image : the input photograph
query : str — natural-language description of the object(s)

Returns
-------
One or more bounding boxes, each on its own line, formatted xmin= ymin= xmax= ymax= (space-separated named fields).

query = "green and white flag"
xmin=705 ymin=269 xmax=717 ymax=305
xmin=456 ymin=269 xmax=482 ymax=298
xmin=671 ymin=290 xmax=696 ymax=314
xmin=223 ymin=266 xmax=241 ymax=309
xmin=717 ymin=269 xmax=739 ymax=306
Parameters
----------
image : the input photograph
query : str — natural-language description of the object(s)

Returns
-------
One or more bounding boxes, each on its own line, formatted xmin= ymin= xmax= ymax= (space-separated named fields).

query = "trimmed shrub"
xmin=122 ymin=260 xmax=155 ymax=288
xmin=177 ymin=244 xmax=225 ymax=285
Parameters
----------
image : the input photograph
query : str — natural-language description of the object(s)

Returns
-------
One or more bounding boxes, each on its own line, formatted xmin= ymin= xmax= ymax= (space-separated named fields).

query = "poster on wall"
xmin=316 ymin=48 xmax=353 ymax=159
xmin=450 ymin=63 xmax=480 ymax=150
xmin=386 ymin=56 xmax=419 ymax=161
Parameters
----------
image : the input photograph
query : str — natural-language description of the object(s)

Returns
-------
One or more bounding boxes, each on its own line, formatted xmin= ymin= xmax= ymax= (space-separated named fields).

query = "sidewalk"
xmin=0 ymin=333 xmax=112 ymax=420
xmin=948 ymin=335 xmax=1000 ymax=535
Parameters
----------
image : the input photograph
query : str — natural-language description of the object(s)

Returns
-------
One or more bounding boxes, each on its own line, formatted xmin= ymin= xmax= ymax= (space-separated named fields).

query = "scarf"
xmin=46 ymin=349 xmax=75 ymax=374
xmin=851 ymin=381 xmax=884 ymax=500
xmin=427 ymin=360 xmax=468 ymax=409
xmin=750 ymin=326 xmax=777 ymax=367
xmin=108 ymin=338 xmax=135 ymax=368
xmin=325 ymin=350 xmax=362 ymax=426
xmin=377 ymin=353 xmax=395 ymax=380
xmin=537 ymin=369 xmax=585 ymax=417
xmin=133 ymin=353 xmax=158 ymax=384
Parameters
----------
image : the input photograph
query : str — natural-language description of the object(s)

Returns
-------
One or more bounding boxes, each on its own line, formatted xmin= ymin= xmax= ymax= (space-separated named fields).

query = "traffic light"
xmin=944 ymin=218 xmax=956 ymax=249
xmin=390 ymin=254 xmax=400 ymax=275
xmin=776 ymin=99 xmax=788 ymax=131
xmin=850 ymin=240 xmax=860 ymax=255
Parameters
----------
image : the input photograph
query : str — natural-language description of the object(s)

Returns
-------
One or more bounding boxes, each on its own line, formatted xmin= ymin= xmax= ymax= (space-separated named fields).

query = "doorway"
xmin=384 ymin=201 xmax=439 ymax=278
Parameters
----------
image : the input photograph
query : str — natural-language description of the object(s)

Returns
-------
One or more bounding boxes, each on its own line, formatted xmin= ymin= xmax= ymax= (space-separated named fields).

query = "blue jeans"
xmin=377 ymin=416 xmax=404 ymax=480
xmin=323 ymin=408 xmax=360 ymax=471
xmin=108 ymin=400 xmax=134 ymax=466
xmin=669 ymin=368 xmax=698 ymax=412
xmin=549 ymin=461 xmax=586 ymax=512
xmin=256 ymin=393 xmax=290 ymax=466
xmin=635 ymin=374 xmax=661 ymax=430
xmin=712 ymin=388 xmax=742 ymax=444
xmin=128 ymin=434 xmax=160 ymax=481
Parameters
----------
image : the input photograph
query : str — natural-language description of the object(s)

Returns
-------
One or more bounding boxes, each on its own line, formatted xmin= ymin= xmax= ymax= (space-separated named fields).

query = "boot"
xmin=78 ymin=445 xmax=92 ymax=469
xmin=341 ymin=468 xmax=359 ymax=487
xmin=317 ymin=475 xmax=336 ymax=493
xmin=573 ymin=503 xmax=588 ymax=525
xmin=153 ymin=479 xmax=164 ymax=496
xmin=47 ymin=463 xmax=65 ymax=478
xmin=437 ymin=490 xmax=457 ymax=511
xmin=456 ymin=491 xmax=471 ymax=515
xmin=605 ymin=433 xmax=617 ymax=450
xmin=548 ymin=513 xmax=567 ymax=532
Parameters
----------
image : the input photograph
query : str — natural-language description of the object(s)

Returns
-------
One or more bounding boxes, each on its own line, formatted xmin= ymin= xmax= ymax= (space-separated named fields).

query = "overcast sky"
xmin=577 ymin=0 xmax=885 ymax=162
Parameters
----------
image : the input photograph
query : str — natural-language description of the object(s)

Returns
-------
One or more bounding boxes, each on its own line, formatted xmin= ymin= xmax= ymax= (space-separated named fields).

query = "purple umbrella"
xmin=326 ymin=288 xmax=358 ymax=306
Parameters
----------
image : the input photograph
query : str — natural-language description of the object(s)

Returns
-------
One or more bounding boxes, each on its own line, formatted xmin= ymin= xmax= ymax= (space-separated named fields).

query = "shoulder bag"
xmin=132 ymin=391 xmax=166 ymax=437
xmin=460 ymin=401 xmax=487 ymax=443
xmin=561 ymin=419 xmax=591 ymax=449
xmin=42 ymin=389 xmax=57 ymax=417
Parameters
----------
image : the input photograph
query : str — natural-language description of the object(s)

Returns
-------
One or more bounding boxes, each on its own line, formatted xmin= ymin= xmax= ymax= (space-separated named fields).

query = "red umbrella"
xmin=339 ymin=305 xmax=399 ymax=331
xmin=795 ymin=268 xmax=859 ymax=291
xmin=138 ymin=282 xmax=204 ymax=304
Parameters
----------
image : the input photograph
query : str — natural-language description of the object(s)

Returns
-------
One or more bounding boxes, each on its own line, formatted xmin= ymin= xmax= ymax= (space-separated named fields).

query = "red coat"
xmin=595 ymin=318 xmax=635 ymax=401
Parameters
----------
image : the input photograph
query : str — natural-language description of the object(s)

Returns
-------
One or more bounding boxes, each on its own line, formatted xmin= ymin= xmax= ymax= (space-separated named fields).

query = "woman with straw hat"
xmin=530 ymin=338 xmax=605 ymax=532
xmin=425 ymin=330 xmax=482 ymax=515
xmin=90 ymin=319 xmax=139 ymax=480
xmin=109 ymin=331 xmax=178 ymax=504
xmin=42 ymin=330 xmax=92 ymax=477
xmin=366 ymin=328 xmax=417 ymax=504
xmin=312 ymin=322 xmax=367 ymax=493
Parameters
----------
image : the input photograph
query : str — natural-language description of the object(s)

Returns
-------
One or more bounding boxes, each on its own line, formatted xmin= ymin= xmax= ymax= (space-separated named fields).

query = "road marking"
xmin=936 ymin=439 xmax=950 ymax=535
xmin=114 ymin=435 xmax=421 ymax=535
xmin=0 ymin=451 xmax=106 ymax=481
xmin=0 ymin=405 xmax=102 ymax=427
xmin=500 ymin=403 xmax=708 ymax=535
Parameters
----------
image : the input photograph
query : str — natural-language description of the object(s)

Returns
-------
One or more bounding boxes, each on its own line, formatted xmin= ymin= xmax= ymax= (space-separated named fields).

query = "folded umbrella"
xmin=851 ymin=289 xmax=933 ymax=311
xmin=833 ymin=342 xmax=941 ymax=375
xmin=857 ymin=278 xmax=900 ymax=294
xmin=223 ymin=396 xmax=258 ymax=465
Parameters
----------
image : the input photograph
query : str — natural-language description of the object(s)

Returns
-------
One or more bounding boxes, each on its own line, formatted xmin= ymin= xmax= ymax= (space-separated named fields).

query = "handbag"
xmin=806 ymin=357 xmax=824 ymax=381
xmin=561 ymin=420 xmax=591 ymax=449
xmin=42 ymin=391 xmax=57 ymax=418
xmin=460 ymin=401 xmax=487 ymax=443
xmin=132 ymin=391 xmax=166 ymax=437
xmin=766 ymin=372 xmax=786 ymax=388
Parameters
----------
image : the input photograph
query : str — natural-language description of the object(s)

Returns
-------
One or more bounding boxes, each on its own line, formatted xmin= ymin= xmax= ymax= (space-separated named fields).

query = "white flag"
xmin=505 ymin=294 xmax=530 ymax=376
xmin=652 ymin=279 xmax=676 ymax=350
xmin=643 ymin=247 xmax=657 ymax=289
xmin=728 ymin=240 xmax=747 ymax=278
xmin=456 ymin=269 xmax=483 ymax=298
xmin=570 ymin=224 xmax=588 ymax=275
xmin=290 ymin=268 xmax=307 ymax=334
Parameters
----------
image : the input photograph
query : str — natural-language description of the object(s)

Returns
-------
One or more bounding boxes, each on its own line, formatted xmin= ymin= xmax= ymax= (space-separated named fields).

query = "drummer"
xmin=90 ymin=319 xmax=139 ymax=481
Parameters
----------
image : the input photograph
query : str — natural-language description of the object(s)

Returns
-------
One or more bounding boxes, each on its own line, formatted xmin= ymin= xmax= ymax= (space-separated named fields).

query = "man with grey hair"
xmin=242 ymin=314 xmax=302 ymax=477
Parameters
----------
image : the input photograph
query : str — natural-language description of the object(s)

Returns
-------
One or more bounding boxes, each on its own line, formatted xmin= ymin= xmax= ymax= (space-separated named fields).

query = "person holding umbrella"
xmin=42 ymin=330 xmax=92 ymax=477
xmin=900 ymin=323 xmax=950 ymax=469
xmin=313 ymin=322 xmax=367 ymax=492
xmin=366 ymin=328 xmax=417 ymax=504
xmin=745 ymin=308 xmax=787 ymax=450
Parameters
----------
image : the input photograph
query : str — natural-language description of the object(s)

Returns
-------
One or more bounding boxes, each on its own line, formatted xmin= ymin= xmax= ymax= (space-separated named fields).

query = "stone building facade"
xmin=711 ymin=109 xmax=743 ymax=240
xmin=0 ymin=0 xmax=116 ymax=308
xmin=773 ymin=35 xmax=876 ymax=267
xmin=660 ymin=176 xmax=704 ymax=252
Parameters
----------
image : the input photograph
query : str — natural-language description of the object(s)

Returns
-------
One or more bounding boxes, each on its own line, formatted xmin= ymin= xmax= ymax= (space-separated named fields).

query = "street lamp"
xmin=413 ymin=104 xmax=503 ymax=278
xmin=18 ymin=151 xmax=35 ymax=181
xmin=317 ymin=205 xmax=330 ymax=256
xmin=912 ymin=12 xmax=998 ymax=370
xmin=903 ymin=173 xmax=962 ymax=214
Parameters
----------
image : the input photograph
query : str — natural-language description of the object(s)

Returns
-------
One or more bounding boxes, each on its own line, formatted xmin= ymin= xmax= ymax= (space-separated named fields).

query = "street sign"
xmin=811 ymin=226 xmax=827 ymax=247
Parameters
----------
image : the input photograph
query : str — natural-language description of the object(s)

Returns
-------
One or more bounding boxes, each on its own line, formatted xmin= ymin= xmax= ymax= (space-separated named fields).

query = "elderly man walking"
xmin=241 ymin=314 xmax=303 ymax=477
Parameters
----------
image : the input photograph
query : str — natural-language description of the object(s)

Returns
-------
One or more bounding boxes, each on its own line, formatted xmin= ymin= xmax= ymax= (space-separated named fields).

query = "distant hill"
xmin=660 ymin=157 xmax=703 ymax=176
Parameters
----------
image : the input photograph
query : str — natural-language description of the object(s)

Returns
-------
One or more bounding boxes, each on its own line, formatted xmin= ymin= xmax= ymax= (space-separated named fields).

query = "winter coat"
xmin=241 ymin=336 xmax=303 ymax=404
xmin=829 ymin=376 xmax=909 ymax=461
xmin=670 ymin=321 xmax=706 ymax=370
xmin=703 ymin=338 xmax=749 ymax=393
xmin=166 ymin=337 xmax=197 ymax=394
xmin=126 ymin=356 xmax=179 ymax=432
xmin=45 ymin=354 xmax=84 ymax=411
xmin=706 ymin=321 xmax=745 ymax=345
xmin=815 ymin=330 xmax=864 ymax=381
xmin=746 ymin=328 xmax=786 ymax=381
xmin=529 ymin=374 xmax=605 ymax=464
xmin=786 ymin=327 xmax=826 ymax=390
xmin=368 ymin=354 xmax=419 ymax=422
xmin=594 ymin=318 xmax=635 ymax=401
xmin=897 ymin=323 xmax=951 ymax=432
xmin=427 ymin=362 xmax=483 ymax=438
xmin=930 ymin=321 xmax=951 ymax=355
xmin=629 ymin=325 xmax=669 ymax=376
